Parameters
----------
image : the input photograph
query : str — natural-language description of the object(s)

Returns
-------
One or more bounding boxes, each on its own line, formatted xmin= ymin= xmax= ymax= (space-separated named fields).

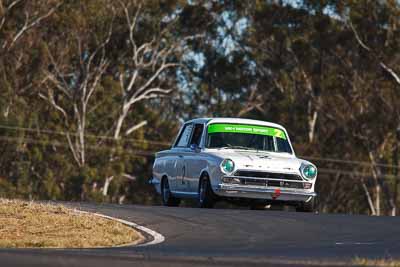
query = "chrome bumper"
xmin=215 ymin=183 xmax=316 ymax=202
xmin=148 ymin=177 xmax=161 ymax=194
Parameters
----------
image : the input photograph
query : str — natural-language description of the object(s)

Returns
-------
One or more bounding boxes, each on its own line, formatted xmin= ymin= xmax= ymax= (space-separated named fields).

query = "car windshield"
xmin=206 ymin=123 xmax=292 ymax=153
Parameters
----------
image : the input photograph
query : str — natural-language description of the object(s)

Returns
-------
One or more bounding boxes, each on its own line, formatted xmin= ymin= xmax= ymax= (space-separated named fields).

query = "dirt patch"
xmin=0 ymin=199 xmax=143 ymax=248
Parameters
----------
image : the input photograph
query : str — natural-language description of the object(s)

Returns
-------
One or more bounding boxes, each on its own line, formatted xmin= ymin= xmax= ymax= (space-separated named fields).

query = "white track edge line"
xmin=75 ymin=209 xmax=165 ymax=247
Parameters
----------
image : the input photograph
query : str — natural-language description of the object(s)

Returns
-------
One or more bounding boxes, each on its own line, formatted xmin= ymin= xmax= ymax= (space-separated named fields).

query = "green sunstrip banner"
xmin=208 ymin=123 xmax=287 ymax=140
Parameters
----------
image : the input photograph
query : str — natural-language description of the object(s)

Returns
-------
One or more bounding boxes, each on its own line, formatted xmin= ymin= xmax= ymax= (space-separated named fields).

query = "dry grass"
xmin=353 ymin=258 xmax=400 ymax=267
xmin=0 ymin=199 xmax=143 ymax=248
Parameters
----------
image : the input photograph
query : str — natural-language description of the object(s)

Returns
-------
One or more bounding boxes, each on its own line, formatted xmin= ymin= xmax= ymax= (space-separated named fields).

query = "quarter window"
xmin=190 ymin=124 xmax=204 ymax=146
xmin=175 ymin=124 xmax=194 ymax=147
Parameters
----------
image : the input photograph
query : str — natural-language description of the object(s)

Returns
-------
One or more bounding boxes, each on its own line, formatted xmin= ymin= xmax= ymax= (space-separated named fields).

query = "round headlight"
xmin=221 ymin=159 xmax=235 ymax=174
xmin=301 ymin=164 xmax=317 ymax=180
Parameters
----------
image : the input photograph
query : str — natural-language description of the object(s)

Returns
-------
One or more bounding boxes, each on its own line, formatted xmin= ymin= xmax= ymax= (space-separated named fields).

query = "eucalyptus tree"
xmin=336 ymin=0 xmax=400 ymax=216
xmin=0 ymin=0 xmax=62 ymax=199
xmin=99 ymin=0 xmax=200 ymax=196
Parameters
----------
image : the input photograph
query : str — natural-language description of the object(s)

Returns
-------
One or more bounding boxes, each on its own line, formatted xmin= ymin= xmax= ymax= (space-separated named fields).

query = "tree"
xmin=100 ymin=0 xmax=194 ymax=196
xmin=40 ymin=26 xmax=111 ymax=168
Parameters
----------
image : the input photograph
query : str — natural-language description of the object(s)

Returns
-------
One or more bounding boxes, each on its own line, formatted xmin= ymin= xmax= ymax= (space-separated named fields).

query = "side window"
xmin=175 ymin=124 xmax=194 ymax=147
xmin=276 ymin=138 xmax=293 ymax=153
xmin=190 ymin=124 xmax=204 ymax=146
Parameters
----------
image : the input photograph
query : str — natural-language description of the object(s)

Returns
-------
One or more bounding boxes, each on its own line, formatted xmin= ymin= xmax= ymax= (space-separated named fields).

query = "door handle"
xmin=178 ymin=155 xmax=184 ymax=158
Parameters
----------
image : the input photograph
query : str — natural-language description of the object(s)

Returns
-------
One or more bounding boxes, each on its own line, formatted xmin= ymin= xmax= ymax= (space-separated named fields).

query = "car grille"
xmin=267 ymin=180 xmax=304 ymax=189
xmin=227 ymin=170 xmax=304 ymax=189
xmin=243 ymin=178 xmax=266 ymax=186
xmin=233 ymin=170 xmax=302 ymax=181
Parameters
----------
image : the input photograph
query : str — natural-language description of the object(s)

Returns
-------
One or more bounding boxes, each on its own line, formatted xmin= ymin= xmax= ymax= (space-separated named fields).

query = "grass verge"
xmin=0 ymin=199 xmax=143 ymax=248
xmin=353 ymin=258 xmax=400 ymax=267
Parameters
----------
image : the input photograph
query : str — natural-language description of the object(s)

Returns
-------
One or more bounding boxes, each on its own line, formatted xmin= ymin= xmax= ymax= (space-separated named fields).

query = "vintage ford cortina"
xmin=150 ymin=118 xmax=318 ymax=212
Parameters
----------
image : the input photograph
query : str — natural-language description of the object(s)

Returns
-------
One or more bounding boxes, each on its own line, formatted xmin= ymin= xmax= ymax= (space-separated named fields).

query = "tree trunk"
xmin=302 ymin=70 xmax=319 ymax=144
xmin=375 ymin=183 xmax=381 ymax=216
xmin=369 ymin=152 xmax=382 ymax=216
xmin=308 ymin=108 xmax=318 ymax=143
xmin=361 ymin=179 xmax=376 ymax=215
xmin=102 ymin=176 xmax=114 ymax=196
xmin=392 ymin=127 xmax=400 ymax=216
xmin=118 ymin=195 xmax=126 ymax=204
xmin=114 ymin=106 xmax=129 ymax=140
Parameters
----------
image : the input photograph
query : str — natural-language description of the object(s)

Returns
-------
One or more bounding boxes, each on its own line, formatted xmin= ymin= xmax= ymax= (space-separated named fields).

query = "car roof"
xmin=185 ymin=117 xmax=286 ymax=130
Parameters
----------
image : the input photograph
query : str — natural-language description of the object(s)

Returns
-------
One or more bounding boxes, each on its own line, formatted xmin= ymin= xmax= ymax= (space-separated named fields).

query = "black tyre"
xmin=198 ymin=175 xmax=216 ymax=208
xmin=296 ymin=196 xmax=318 ymax=213
xmin=161 ymin=177 xmax=180 ymax=207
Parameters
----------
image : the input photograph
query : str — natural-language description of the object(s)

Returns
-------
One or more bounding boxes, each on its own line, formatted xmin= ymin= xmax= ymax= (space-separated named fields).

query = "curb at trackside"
xmin=75 ymin=210 xmax=165 ymax=247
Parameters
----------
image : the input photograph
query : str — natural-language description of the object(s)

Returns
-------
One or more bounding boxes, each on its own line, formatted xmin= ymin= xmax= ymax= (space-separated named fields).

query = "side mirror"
xmin=190 ymin=143 xmax=200 ymax=152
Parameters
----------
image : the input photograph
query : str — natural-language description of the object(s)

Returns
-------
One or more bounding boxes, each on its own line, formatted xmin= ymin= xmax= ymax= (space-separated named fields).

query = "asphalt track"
xmin=1 ymin=203 xmax=400 ymax=266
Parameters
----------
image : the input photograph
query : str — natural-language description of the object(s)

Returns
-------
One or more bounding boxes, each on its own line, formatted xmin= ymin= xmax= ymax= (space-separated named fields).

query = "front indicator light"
xmin=304 ymin=182 xmax=312 ymax=189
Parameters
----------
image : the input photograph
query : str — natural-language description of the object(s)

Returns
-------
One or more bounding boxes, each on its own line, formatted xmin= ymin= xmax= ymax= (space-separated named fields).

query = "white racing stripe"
xmin=75 ymin=209 xmax=165 ymax=247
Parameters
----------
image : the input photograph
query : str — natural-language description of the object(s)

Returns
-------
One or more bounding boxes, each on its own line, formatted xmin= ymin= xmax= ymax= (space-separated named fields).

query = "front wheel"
xmin=161 ymin=177 xmax=180 ymax=207
xmin=198 ymin=176 xmax=216 ymax=208
xmin=296 ymin=196 xmax=318 ymax=213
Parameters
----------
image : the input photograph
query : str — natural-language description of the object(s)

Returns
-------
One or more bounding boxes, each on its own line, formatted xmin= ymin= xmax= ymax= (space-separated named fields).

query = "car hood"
xmin=207 ymin=149 xmax=310 ymax=173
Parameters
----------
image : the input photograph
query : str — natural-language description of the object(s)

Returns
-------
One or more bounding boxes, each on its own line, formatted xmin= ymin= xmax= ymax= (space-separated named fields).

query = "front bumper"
xmin=148 ymin=177 xmax=161 ymax=194
xmin=215 ymin=183 xmax=316 ymax=202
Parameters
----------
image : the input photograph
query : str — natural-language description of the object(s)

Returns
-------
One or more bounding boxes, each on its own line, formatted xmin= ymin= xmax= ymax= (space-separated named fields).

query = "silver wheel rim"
xmin=163 ymin=179 xmax=170 ymax=203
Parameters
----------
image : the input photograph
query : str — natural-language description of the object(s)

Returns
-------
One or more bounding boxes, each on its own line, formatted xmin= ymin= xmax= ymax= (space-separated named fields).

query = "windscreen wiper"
xmin=220 ymin=146 xmax=252 ymax=150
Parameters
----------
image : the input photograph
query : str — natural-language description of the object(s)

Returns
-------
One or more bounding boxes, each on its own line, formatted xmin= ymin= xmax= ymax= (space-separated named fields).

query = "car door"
xmin=186 ymin=123 xmax=205 ymax=192
xmin=172 ymin=123 xmax=193 ymax=192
